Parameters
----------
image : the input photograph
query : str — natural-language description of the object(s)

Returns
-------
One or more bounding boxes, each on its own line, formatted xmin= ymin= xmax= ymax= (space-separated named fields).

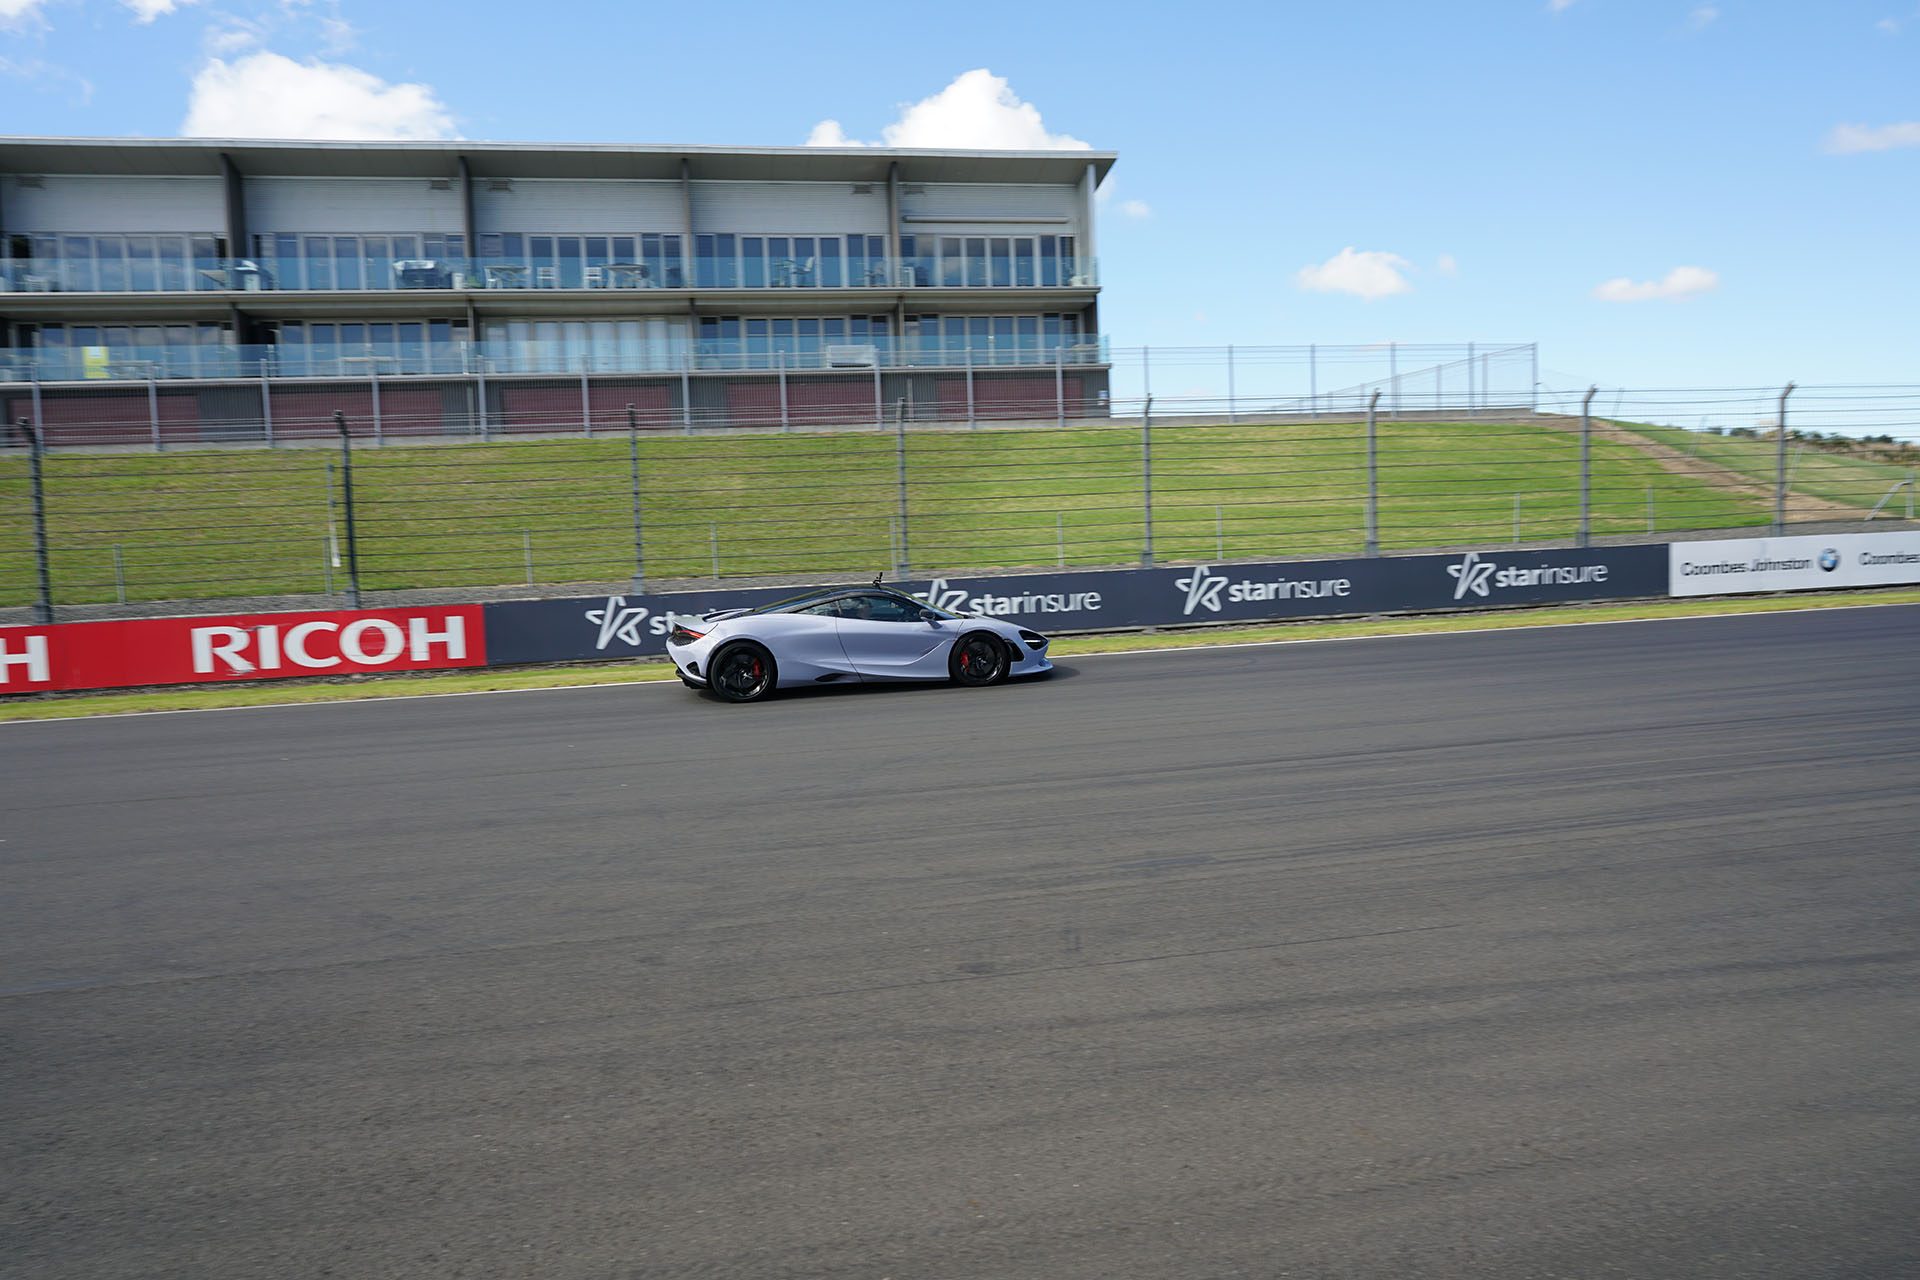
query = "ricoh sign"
xmin=0 ymin=606 xmax=483 ymax=694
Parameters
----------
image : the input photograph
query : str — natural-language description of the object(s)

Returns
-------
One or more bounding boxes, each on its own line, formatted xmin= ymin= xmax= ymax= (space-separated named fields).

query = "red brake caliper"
xmin=959 ymin=650 xmax=970 ymax=671
xmin=751 ymin=659 xmax=763 ymax=681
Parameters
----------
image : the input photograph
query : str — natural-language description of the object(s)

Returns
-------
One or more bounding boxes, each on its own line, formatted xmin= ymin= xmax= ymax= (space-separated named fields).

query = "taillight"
xmin=669 ymin=626 xmax=706 ymax=646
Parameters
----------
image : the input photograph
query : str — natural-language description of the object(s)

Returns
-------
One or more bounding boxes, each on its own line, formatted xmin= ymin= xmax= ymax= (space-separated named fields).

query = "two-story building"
xmin=0 ymin=137 xmax=1113 ymax=439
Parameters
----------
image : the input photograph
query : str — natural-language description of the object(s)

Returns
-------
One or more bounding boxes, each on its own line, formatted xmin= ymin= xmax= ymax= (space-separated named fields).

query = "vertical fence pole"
xmin=19 ymin=419 xmax=53 ymax=624
xmin=1909 ymin=470 xmax=1917 ymax=521
xmin=1389 ymin=342 xmax=1398 ymax=418
xmin=322 ymin=536 xmax=333 ymax=596
xmin=147 ymin=373 xmax=162 ymax=452
xmin=334 ymin=410 xmax=362 ymax=608
xmin=369 ymin=368 xmax=385 ymax=447
xmin=113 ymin=543 xmax=127 ymax=604
xmin=965 ymin=346 xmax=976 ymax=428
xmin=1364 ymin=390 xmax=1381 ymax=556
xmin=895 ymin=398 xmax=910 ymax=574
xmin=777 ymin=351 xmax=790 ymax=432
xmin=1773 ymin=382 xmax=1796 ymax=534
xmin=627 ymin=405 xmax=645 ymax=591
xmin=476 ymin=362 xmax=491 ymax=441
xmin=681 ymin=350 xmax=694 ymax=434
xmin=1579 ymin=384 xmax=1596 ymax=547
xmin=1530 ymin=343 xmax=1540 ymax=413
xmin=523 ymin=531 xmax=534 ymax=585
xmin=1226 ymin=344 xmax=1238 ymax=423
xmin=1141 ymin=395 xmax=1155 ymax=567
xmin=1309 ymin=343 xmax=1317 ymax=416
xmin=1054 ymin=343 xmax=1066 ymax=429
xmin=1466 ymin=342 xmax=1476 ymax=417
xmin=872 ymin=362 xmax=884 ymax=430
xmin=1142 ymin=345 xmax=1153 ymax=405
xmin=580 ymin=363 xmax=592 ymax=437
xmin=261 ymin=369 xmax=275 ymax=447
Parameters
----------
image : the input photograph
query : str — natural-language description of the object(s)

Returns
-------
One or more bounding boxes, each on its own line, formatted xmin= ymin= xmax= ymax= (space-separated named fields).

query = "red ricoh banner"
xmin=0 ymin=606 xmax=485 ymax=694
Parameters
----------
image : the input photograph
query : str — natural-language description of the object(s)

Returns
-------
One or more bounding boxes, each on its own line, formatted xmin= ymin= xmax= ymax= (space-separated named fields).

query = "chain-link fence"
xmin=3 ymin=383 xmax=1915 ymax=621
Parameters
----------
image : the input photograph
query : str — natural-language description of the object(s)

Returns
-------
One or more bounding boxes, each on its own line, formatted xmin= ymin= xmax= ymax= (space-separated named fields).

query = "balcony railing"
xmin=0 ymin=256 xmax=1100 ymax=295
xmin=0 ymin=337 xmax=1112 ymax=383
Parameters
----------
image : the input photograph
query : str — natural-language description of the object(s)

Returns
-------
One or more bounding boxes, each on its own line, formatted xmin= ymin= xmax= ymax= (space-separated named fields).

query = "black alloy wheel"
xmin=710 ymin=642 xmax=777 ymax=702
xmin=949 ymin=633 xmax=1009 ymax=687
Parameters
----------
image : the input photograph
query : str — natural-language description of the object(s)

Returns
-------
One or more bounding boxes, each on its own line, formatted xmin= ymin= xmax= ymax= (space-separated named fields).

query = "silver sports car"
xmin=665 ymin=583 xmax=1053 ymax=702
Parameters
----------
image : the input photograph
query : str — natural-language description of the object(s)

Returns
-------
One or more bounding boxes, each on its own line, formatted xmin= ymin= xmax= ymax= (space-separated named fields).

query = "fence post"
xmin=1389 ymin=342 xmax=1401 ymax=419
xmin=1530 ymin=343 xmax=1540 ymax=413
xmin=1143 ymin=345 xmax=1153 ymax=403
xmin=1364 ymin=390 xmax=1381 ymax=556
xmin=334 ymin=410 xmax=362 ymax=608
xmin=680 ymin=349 xmax=694 ymax=433
xmin=147 ymin=373 xmax=162 ymax=452
xmin=1579 ymin=384 xmax=1596 ymax=546
xmin=261 ymin=368 xmax=275 ymax=447
xmin=1141 ymin=395 xmax=1155 ymax=566
xmin=777 ymin=350 xmax=790 ymax=432
xmin=476 ymin=361 xmax=491 ymax=441
xmin=18 ymin=419 xmax=53 ymax=624
xmin=1466 ymin=342 xmax=1476 ymax=416
xmin=965 ymin=346 xmax=976 ymax=428
xmin=1773 ymin=382 xmax=1796 ymax=534
xmin=580 ymin=362 xmax=592 ymax=437
xmin=628 ymin=404 xmax=645 ymax=592
xmin=1309 ymin=343 xmax=1317 ymax=415
xmin=523 ymin=531 xmax=534 ymax=585
xmin=113 ymin=543 xmax=126 ymax=604
xmin=1226 ymin=344 xmax=1237 ymax=423
xmin=369 ymin=367 xmax=384 ymax=447
xmin=1055 ymin=343 xmax=1066 ymax=429
xmin=872 ymin=361 xmax=884 ymax=430
xmin=29 ymin=380 xmax=44 ymax=447
xmin=894 ymin=398 xmax=911 ymax=573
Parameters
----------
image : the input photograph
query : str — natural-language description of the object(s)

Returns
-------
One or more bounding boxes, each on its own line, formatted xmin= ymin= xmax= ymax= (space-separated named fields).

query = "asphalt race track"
xmin=4 ymin=605 xmax=1918 ymax=1279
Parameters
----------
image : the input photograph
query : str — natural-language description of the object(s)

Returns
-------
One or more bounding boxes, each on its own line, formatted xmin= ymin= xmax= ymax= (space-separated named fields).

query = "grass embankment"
xmin=1613 ymin=421 xmax=1916 ymax=512
xmin=6 ymin=588 xmax=1915 ymax=723
xmin=2 ymin=421 xmax=1772 ymax=608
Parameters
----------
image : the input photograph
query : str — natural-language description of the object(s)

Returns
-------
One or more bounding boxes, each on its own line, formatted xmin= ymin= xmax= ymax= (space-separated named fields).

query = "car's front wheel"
xmin=709 ymin=641 xmax=777 ymax=703
xmin=949 ymin=633 xmax=1009 ymax=687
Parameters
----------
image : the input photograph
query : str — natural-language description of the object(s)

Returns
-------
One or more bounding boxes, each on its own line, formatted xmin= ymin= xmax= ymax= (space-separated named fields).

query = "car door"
xmin=832 ymin=592 xmax=953 ymax=679
xmin=759 ymin=600 xmax=860 ymax=679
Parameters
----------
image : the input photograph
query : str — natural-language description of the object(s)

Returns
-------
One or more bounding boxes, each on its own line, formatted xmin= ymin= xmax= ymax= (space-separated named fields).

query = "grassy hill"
xmin=1 ymin=419 xmax=1778 ymax=607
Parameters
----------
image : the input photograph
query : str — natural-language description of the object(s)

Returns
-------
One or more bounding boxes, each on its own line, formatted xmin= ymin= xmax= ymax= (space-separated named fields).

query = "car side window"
xmin=794 ymin=600 xmax=842 ymax=616
xmin=855 ymin=593 xmax=925 ymax=623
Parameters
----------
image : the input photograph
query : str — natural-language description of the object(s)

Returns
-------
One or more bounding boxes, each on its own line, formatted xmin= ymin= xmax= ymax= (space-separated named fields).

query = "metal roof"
xmin=0 ymin=137 xmax=1115 ymax=185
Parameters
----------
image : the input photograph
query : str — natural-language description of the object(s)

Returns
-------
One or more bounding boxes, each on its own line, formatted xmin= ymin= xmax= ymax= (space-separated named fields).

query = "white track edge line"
xmin=3 ymin=598 xmax=1914 ymax=727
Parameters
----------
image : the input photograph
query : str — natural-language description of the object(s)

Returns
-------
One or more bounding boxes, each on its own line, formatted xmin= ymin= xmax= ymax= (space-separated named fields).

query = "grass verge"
xmin=6 ymin=587 xmax=1917 ymax=723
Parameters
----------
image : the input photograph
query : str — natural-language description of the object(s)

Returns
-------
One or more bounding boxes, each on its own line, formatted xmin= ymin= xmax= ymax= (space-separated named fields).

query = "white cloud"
xmin=1688 ymin=5 xmax=1719 ymax=28
xmin=1592 ymin=265 xmax=1718 ymax=302
xmin=0 ymin=0 xmax=49 ymax=29
xmin=1547 ymin=0 xmax=1577 ymax=12
xmin=1823 ymin=120 xmax=1920 ymax=153
xmin=805 ymin=69 xmax=1089 ymax=150
xmin=123 ymin=0 xmax=200 ymax=22
xmin=204 ymin=21 xmax=261 ymax=54
xmin=181 ymin=51 xmax=456 ymax=140
xmin=1119 ymin=198 xmax=1151 ymax=219
xmin=1436 ymin=253 xmax=1459 ymax=277
xmin=1295 ymin=248 xmax=1414 ymax=300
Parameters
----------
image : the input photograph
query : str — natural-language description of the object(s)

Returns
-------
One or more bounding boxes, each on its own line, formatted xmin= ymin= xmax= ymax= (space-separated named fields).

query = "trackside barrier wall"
xmin=482 ymin=545 xmax=1671 ymax=664
xmin=11 ymin=534 xmax=1920 ymax=695
xmin=1668 ymin=531 xmax=1920 ymax=596
xmin=0 ymin=605 xmax=483 ymax=694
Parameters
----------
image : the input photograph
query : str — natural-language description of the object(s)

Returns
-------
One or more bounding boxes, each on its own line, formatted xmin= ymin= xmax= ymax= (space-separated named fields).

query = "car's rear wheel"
xmin=949 ymin=632 xmax=1009 ymax=687
xmin=709 ymin=641 xmax=777 ymax=702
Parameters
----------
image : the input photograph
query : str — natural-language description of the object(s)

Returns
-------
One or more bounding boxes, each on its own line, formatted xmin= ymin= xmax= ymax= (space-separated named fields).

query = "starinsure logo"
xmin=1173 ymin=564 xmax=1353 ymax=615
xmin=922 ymin=578 xmax=1102 ymax=617
xmin=1446 ymin=551 xmax=1610 ymax=600
xmin=586 ymin=596 xmax=651 ymax=648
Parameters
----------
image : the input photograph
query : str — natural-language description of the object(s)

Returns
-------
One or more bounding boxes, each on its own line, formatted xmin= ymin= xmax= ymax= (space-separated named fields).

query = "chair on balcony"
xmin=536 ymin=266 xmax=558 ymax=288
xmin=583 ymin=266 xmax=605 ymax=289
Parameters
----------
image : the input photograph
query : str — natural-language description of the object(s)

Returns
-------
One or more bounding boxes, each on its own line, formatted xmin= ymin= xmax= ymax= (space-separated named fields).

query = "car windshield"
xmin=746 ymin=587 xmax=960 ymax=619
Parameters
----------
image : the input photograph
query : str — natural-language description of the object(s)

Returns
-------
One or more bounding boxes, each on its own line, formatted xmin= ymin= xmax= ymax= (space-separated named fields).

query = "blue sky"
xmin=2 ymin=0 xmax=1916 ymax=392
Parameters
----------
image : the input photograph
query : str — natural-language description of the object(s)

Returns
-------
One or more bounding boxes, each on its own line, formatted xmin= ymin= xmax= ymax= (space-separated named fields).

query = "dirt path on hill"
xmin=1571 ymin=418 xmax=1865 ymax=521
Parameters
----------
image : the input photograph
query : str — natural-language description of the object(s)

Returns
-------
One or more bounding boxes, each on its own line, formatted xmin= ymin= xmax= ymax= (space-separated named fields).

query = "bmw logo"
xmin=1818 ymin=548 xmax=1840 ymax=572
